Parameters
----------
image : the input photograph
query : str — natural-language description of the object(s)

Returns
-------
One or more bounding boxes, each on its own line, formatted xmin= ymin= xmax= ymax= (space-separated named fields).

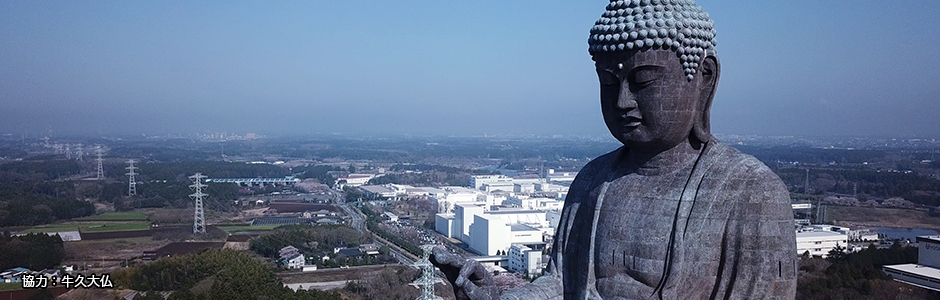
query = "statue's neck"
xmin=622 ymin=141 xmax=702 ymax=176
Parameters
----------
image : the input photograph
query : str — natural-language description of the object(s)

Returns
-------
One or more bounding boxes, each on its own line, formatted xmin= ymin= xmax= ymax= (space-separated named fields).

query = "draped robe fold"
xmin=501 ymin=141 xmax=797 ymax=300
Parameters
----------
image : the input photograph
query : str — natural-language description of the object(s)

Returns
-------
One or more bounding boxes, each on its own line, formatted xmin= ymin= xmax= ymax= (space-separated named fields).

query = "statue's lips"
xmin=621 ymin=117 xmax=642 ymax=128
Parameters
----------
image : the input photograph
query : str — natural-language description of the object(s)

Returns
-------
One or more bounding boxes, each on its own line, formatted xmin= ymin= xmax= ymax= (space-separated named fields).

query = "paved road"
xmin=285 ymin=281 xmax=348 ymax=291
xmin=339 ymin=203 xmax=365 ymax=232
xmin=339 ymin=203 xmax=416 ymax=265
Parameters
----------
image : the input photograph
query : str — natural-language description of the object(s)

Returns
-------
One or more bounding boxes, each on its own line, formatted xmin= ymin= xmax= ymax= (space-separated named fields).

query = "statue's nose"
xmin=617 ymin=87 xmax=638 ymax=110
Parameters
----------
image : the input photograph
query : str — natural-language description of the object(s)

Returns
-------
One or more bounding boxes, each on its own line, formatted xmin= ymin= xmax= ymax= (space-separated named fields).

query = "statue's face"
xmin=595 ymin=49 xmax=708 ymax=153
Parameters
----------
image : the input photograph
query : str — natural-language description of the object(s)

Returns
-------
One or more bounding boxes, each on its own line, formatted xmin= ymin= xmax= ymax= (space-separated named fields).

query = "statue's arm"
xmin=430 ymin=247 xmax=500 ymax=300
xmin=501 ymin=157 xmax=605 ymax=300
xmin=499 ymin=269 xmax=563 ymax=300
xmin=719 ymin=161 xmax=798 ymax=300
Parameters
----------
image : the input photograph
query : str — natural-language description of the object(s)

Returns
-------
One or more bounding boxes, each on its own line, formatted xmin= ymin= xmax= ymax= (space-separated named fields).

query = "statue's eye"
xmin=630 ymin=67 xmax=664 ymax=87
xmin=597 ymin=70 xmax=619 ymax=86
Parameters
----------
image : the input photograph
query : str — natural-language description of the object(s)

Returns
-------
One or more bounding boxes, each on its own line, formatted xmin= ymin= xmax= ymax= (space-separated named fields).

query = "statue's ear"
xmin=693 ymin=54 xmax=719 ymax=144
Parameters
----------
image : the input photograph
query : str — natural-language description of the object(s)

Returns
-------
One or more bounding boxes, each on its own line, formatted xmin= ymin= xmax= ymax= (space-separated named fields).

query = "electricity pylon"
xmin=189 ymin=173 xmax=208 ymax=234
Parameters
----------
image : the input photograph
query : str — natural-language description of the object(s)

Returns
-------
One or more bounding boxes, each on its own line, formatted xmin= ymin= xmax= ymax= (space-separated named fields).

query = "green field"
xmin=218 ymin=225 xmax=279 ymax=233
xmin=19 ymin=223 xmax=80 ymax=233
xmin=21 ymin=221 xmax=151 ymax=234
xmin=75 ymin=212 xmax=149 ymax=221
xmin=0 ymin=282 xmax=21 ymax=291
xmin=80 ymin=222 xmax=151 ymax=232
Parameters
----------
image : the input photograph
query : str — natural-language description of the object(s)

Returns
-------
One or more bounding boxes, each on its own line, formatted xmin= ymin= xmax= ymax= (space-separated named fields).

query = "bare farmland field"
xmin=827 ymin=206 xmax=940 ymax=230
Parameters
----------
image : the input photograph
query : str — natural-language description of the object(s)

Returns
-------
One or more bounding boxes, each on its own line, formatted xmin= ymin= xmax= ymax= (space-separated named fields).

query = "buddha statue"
xmin=431 ymin=1 xmax=797 ymax=299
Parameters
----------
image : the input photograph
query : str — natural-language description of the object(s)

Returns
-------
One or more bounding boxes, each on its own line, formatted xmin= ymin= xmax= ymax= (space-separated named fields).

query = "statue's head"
xmin=589 ymin=0 xmax=719 ymax=153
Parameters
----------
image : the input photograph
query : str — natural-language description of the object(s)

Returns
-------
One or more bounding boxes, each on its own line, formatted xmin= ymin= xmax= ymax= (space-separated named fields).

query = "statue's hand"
xmin=430 ymin=247 xmax=500 ymax=300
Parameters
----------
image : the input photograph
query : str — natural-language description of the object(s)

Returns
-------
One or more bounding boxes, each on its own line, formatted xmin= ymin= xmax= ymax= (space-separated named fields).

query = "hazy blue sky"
xmin=2 ymin=1 xmax=939 ymax=138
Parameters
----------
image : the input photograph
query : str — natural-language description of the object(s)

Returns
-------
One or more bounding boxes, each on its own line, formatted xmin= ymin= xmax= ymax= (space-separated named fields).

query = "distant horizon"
xmin=3 ymin=2 xmax=939 ymax=138
xmin=5 ymin=130 xmax=940 ymax=142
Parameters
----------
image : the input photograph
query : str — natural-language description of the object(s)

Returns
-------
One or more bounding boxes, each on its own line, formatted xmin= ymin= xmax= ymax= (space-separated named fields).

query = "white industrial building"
xmin=359 ymin=185 xmax=398 ymax=200
xmin=435 ymin=214 xmax=456 ymax=238
xmin=884 ymin=236 xmax=940 ymax=292
xmin=791 ymin=203 xmax=813 ymax=210
xmin=360 ymin=184 xmax=450 ymax=201
xmin=468 ymin=217 xmax=544 ymax=256
xmin=502 ymin=195 xmax=564 ymax=211
xmin=544 ymin=169 xmax=578 ymax=183
xmin=848 ymin=228 xmax=879 ymax=242
xmin=514 ymin=182 xmax=536 ymax=193
xmin=335 ymin=174 xmax=375 ymax=187
xmin=471 ymin=175 xmax=513 ymax=190
xmin=503 ymin=195 xmax=540 ymax=210
xmin=508 ymin=243 xmax=547 ymax=276
xmin=468 ymin=215 xmax=511 ymax=256
xmin=482 ymin=183 xmax=514 ymax=193
xmin=796 ymin=230 xmax=848 ymax=257
xmin=537 ymin=182 xmax=570 ymax=194
xmin=436 ymin=203 xmax=552 ymax=256
xmin=470 ymin=174 xmax=570 ymax=194
xmin=451 ymin=204 xmax=485 ymax=240
xmin=804 ymin=224 xmax=879 ymax=243
xmin=433 ymin=186 xmax=485 ymax=213
xmin=486 ymin=209 xmax=548 ymax=227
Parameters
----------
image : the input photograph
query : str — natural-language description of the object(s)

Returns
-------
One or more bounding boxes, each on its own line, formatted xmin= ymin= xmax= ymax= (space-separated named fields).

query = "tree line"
xmin=0 ymin=232 xmax=65 ymax=271
xmin=0 ymin=179 xmax=94 ymax=227
xmin=797 ymin=244 xmax=937 ymax=299
xmin=777 ymin=167 xmax=940 ymax=206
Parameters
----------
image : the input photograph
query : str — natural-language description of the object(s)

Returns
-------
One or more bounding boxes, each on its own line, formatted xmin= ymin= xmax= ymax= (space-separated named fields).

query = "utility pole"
xmin=804 ymin=169 xmax=810 ymax=194
xmin=189 ymin=173 xmax=207 ymax=234
xmin=126 ymin=160 xmax=138 ymax=196
xmin=413 ymin=245 xmax=443 ymax=300
xmin=95 ymin=146 xmax=105 ymax=180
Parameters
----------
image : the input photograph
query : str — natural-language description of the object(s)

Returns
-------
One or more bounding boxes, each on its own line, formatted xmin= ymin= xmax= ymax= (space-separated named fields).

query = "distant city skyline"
xmin=2 ymin=1 xmax=939 ymax=138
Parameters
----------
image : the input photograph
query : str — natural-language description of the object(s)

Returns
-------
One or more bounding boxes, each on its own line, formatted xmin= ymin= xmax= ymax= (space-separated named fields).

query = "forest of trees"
xmin=0 ymin=157 xmax=289 ymax=226
xmin=0 ymin=232 xmax=65 ymax=271
xmin=796 ymin=244 xmax=935 ymax=299
xmin=293 ymin=164 xmax=341 ymax=187
xmin=776 ymin=167 xmax=940 ymax=206
xmin=0 ymin=160 xmax=95 ymax=226
xmin=735 ymin=145 xmax=887 ymax=165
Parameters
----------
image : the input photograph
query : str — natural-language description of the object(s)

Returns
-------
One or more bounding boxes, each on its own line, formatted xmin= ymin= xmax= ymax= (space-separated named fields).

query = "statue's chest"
xmin=593 ymin=172 xmax=690 ymax=289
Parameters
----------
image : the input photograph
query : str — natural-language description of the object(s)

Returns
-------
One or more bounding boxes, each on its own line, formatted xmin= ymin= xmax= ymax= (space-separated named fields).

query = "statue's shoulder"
xmin=580 ymin=147 xmax=621 ymax=175
xmin=706 ymin=141 xmax=789 ymax=202
xmin=565 ymin=148 xmax=622 ymax=203
xmin=708 ymin=141 xmax=777 ymax=178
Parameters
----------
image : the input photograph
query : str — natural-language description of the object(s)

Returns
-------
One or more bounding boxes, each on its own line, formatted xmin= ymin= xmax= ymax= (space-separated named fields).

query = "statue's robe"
xmin=502 ymin=141 xmax=797 ymax=300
